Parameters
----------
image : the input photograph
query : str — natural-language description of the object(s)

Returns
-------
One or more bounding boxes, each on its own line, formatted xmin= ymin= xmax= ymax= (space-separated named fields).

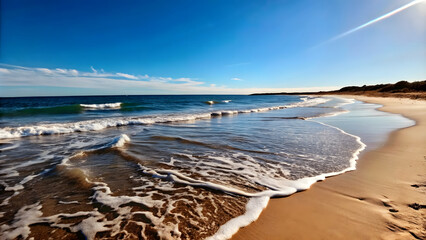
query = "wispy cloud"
xmin=116 ymin=72 xmax=138 ymax=80
xmin=90 ymin=66 xmax=98 ymax=74
xmin=36 ymin=68 xmax=53 ymax=74
xmin=0 ymin=64 xmax=339 ymax=96
xmin=0 ymin=68 xmax=10 ymax=73
xmin=231 ymin=77 xmax=242 ymax=81
xmin=319 ymin=0 xmax=425 ymax=46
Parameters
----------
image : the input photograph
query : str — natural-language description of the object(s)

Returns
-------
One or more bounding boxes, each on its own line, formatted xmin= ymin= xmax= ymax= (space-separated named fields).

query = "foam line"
xmin=101 ymin=134 xmax=131 ymax=149
xmin=206 ymin=196 xmax=269 ymax=240
xmin=0 ymin=142 xmax=21 ymax=152
xmin=0 ymin=97 xmax=330 ymax=139
xmin=135 ymin=114 xmax=366 ymax=240
xmin=80 ymin=102 xmax=122 ymax=109
xmin=58 ymin=200 xmax=79 ymax=205
xmin=0 ymin=96 xmax=370 ymax=240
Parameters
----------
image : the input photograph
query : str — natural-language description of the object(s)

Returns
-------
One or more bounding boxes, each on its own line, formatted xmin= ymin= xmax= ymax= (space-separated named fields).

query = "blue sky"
xmin=0 ymin=0 xmax=425 ymax=96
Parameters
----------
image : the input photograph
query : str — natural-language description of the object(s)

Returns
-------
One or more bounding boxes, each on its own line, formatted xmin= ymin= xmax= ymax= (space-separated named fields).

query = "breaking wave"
xmin=80 ymin=102 xmax=122 ymax=109
xmin=0 ymin=97 xmax=330 ymax=139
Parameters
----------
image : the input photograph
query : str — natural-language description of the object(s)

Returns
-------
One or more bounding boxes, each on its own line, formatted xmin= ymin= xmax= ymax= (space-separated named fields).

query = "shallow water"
xmin=0 ymin=95 xmax=413 ymax=239
xmin=316 ymin=100 xmax=415 ymax=150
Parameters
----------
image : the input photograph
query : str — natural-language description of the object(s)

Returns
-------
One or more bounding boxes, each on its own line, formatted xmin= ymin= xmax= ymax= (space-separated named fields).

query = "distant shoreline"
xmin=251 ymin=80 xmax=426 ymax=100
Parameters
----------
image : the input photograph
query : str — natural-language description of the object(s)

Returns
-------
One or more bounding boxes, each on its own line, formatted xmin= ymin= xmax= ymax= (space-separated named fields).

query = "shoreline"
xmin=232 ymin=95 xmax=426 ymax=239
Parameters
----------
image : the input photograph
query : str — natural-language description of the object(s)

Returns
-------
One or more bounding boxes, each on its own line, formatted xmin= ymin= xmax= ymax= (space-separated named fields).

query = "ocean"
xmin=0 ymin=95 xmax=413 ymax=239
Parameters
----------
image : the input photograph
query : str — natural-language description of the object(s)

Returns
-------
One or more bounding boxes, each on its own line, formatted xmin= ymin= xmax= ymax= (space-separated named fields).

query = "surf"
xmin=0 ymin=97 xmax=330 ymax=139
xmin=80 ymin=102 xmax=122 ymax=109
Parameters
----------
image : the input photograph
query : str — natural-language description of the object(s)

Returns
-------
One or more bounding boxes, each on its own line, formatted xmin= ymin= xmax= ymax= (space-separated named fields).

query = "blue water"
xmin=0 ymin=95 xmax=301 ymax=126
xmin=0 ymin=95 xmax=413 ymax=239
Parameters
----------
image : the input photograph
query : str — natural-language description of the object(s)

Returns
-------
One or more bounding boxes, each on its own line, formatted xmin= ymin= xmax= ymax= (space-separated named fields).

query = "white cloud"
xmin=69 ymin=69 xmax=79 ymax=76
xmin=172 ymin=78 xmax=204 ymax=85
xmin=91 ymin=66 xmax=98 ymax=74
xmin=231 ymin=77 xmax=242 ymax=81
xmin=34 ymin=67 xmax=79 ymax=76
xmin=36 ymin=68 xmax=53 ymax=74
xmin=55 ymin=68 xmax=67 ymax=74
xmin=0 ymin=68 xmax=10 ymax=73
xmin=116 ymin=72 xmax=138 ymax=80
xmin=0 ymin=64 xmax=339 ymax=96
xmin=55 ymin=68 xmax=78 ymax=76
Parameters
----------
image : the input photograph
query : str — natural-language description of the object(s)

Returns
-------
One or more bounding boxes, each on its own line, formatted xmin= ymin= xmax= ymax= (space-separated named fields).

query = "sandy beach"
xmin=233 ymin=95 xmax=426 ymax=240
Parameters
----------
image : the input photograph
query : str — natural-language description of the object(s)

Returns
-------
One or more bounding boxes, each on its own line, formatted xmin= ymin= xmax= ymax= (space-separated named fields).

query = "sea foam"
xmin=133 ymin=111 xmax=366 ymax=240
xmin=105 ymin=134 xmax=131 ymax=148
xmin=80 ymin=102 xmax=122 ymax=109
xmin=0 ymin=97 xmax=330 ymax=139
xmin=207 ymin=196 xmax=269 ymax=240
xmin=0 ymin=97 xmax=393 ymax=240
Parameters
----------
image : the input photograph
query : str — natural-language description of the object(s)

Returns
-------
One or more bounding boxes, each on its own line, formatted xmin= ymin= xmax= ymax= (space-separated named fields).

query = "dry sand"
xmin=232 ymin=96 xmax=426 ymax=240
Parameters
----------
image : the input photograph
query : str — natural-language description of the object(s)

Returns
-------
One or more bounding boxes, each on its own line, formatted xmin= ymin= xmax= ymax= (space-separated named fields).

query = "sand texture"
xmin=232 ymin=96 xmax=426 ymax=240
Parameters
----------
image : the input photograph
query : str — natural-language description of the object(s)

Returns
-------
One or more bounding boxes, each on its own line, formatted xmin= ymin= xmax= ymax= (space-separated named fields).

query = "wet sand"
xmin=232 ymin=96 xmax=426 ymax=240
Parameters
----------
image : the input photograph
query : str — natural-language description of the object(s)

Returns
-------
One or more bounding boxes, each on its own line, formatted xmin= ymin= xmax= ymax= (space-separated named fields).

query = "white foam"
xmin=221 ymin=111 xmax=238 ymax=115
xmin=1 ymin=169 xmax=52 ymax=207
xmin=0 ymin=200 xmax=111 ymax=240
xmin=287 ymin=97 xmax=330 ymax=108
xmin=80 ymin=102 xmax=122 ymax=109
xmin=58 ymin=200 xmax=79 ymax=205
xmin=70 ymin=216 xmax=111 ymax=240
xmin=335 ymin=97 xmax=356 ymax=107
xmin=222 ymin=100 xmax=231 ymax=103
xmin=237 ymin=109 xmax=251 ymax=113
xmin=105 ymin=134 xmax=131 ymax=148
xmin=0 ymin=142 xmax=20 ymax=152
xmin=0 ymin=169 xmax=181 ymax=239
xmin=0 ymin=97 xmax=330 ymax=139
xmin=0 ymin=203 xmax=43 ymax=239
xmin=0 ymin=96 xmax=370 ymax=240
xmin=0 ymin=150 xmax=55 ymax=177
xmin=0 ymin=113 xmax=211 ymax=139
xmin=206 ymin=196 xmax=269 ymax=240
xmin=134 ymin=115 xmax=366 ymax=239
xmin=87 ymin=180 xmax=182 ymax=239
xmin=304 ymin=109 xmax=349 ymax=120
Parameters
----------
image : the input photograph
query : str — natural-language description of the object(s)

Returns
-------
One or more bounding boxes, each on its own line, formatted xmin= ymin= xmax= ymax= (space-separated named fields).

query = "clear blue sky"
xmin=0 ymin=0 xmax=425 ymax=96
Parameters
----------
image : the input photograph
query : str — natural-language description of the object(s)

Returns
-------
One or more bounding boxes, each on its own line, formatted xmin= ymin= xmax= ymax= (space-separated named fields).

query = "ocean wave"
xmin=0 ymin=97 xmax=330 ymax=139
xmin=0 ymin=102 xmax=125 ymax=117
xmin=0 ymin=97 xmax=369 ymax=240
xmin=137 ymin=120 xmax=366 ymax=239
xmin=1 ymin=125 xmax=365 ymax=239
xmin=80 ymin=102 xmax=122 ymax=109
xmin=0 ymin=104 xmax=83 ymax=117
xmin=98 ymin=134 xmax=131 ymax=149
xmin=205 ymin=100 xmax=218 ymax=105
xmin=205 ymin=100 xmax=232 ymax=105
xmin=0 ymin=142 xmax=21 ymax=152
